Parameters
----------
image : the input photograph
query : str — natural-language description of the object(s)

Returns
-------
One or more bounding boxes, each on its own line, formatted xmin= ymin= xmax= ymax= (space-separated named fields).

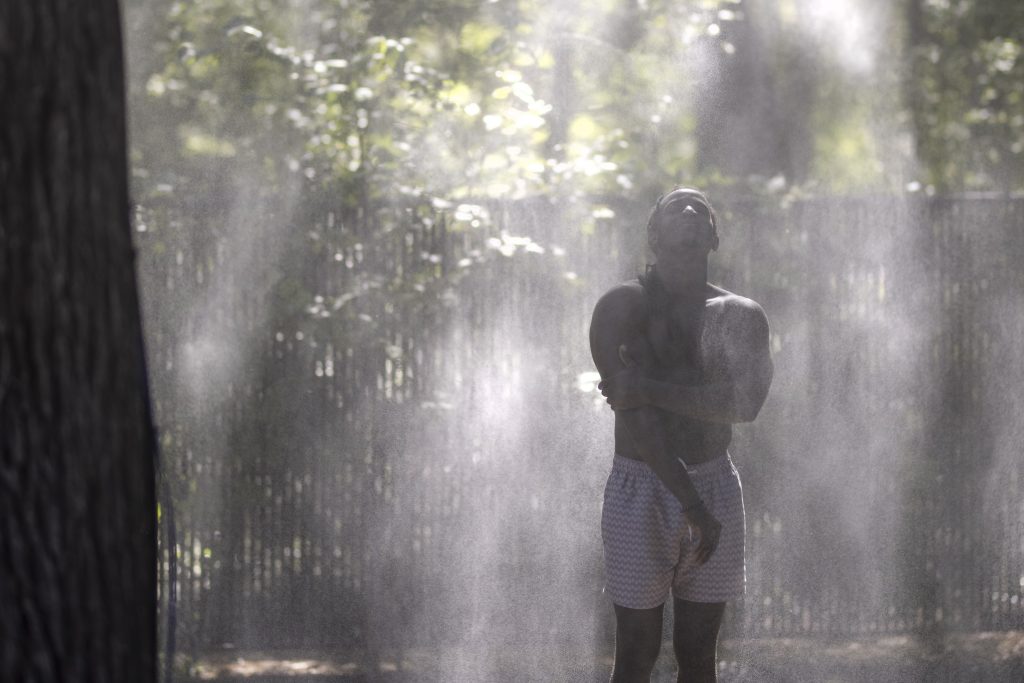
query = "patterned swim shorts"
xmin=601 ymin=452 xmax=746 ymax=609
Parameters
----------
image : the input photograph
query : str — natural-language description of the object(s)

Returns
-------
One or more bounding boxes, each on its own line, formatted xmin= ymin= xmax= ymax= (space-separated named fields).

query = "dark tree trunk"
xmin=0 ymin=2 xmax=157 ymax=681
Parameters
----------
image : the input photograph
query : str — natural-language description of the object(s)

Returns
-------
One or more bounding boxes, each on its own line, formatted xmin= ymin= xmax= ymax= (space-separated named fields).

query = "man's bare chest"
xmin=633 ymin=302 xmax=729 ymax=382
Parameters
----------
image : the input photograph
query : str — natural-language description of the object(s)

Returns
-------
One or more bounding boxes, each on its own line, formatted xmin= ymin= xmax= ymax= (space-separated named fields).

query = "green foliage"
xmin=908 ymin=0 xmax=1024 ymax=192
xmin=130 ymin=0 xmax=748 ymax=211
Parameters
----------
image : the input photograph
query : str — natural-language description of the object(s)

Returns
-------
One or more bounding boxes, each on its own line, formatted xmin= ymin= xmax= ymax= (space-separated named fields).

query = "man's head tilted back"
xmin=646 ymin=187 xmax=720 ymax=255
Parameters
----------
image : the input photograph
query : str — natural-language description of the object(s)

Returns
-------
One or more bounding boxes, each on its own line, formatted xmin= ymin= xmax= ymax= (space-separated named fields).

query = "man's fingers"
xmin=695 ymin=526 xmax=721 ymax=565
xmin=696 ymin=541 xmax=717 ymax=565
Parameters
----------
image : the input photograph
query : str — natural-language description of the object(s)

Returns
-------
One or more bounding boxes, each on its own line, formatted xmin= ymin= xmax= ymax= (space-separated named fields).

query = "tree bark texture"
xmin=0 ymin=2 xmax=157 ymax=681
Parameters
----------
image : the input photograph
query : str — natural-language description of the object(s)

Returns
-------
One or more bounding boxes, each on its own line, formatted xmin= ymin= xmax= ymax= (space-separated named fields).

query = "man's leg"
xmin=610 ymin=602 xmax=664 ymax=682
xmin=672 ymin=598 xmax=725 ymax=683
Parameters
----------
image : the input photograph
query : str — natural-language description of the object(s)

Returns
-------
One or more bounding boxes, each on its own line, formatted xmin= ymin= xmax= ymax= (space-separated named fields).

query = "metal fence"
xmin=139 ymin=193 xmax=1024 ymax=655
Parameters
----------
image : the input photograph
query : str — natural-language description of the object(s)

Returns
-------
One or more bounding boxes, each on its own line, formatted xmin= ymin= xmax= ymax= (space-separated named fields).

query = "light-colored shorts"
xmin=601 ymin=452 xmax=746 ymax=609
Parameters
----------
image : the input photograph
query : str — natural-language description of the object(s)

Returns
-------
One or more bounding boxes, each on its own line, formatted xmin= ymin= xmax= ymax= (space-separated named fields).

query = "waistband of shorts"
xmin=612 ymin=452 xmax=732 ymax=479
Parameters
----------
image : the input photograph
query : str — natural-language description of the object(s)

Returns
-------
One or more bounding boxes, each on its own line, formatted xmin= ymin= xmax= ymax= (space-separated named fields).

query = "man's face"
xmin=651 ymin=191 xmax=716 ymax=270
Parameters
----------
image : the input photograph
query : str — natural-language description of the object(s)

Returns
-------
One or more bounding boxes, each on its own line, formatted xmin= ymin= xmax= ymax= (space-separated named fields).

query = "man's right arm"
xmin=588 ymin=284 xmax=705 ymax=511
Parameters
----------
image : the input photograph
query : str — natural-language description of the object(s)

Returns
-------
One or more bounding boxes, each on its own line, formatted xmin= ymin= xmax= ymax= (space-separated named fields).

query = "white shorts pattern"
xmin=601 ymin=452 xmax=746 ymax=609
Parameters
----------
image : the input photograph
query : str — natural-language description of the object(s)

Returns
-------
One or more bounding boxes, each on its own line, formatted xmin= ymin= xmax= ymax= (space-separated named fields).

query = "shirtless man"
xmin=589 ymin=187 xmax=773 ymax=682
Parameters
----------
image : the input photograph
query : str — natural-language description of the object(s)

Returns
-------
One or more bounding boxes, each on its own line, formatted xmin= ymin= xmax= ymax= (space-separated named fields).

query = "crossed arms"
xmin=601 ymin=294 xmax=773 ymax=424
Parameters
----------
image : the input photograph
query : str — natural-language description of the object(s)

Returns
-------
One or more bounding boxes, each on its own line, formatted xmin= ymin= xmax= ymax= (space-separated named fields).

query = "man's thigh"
xmin=614 ymin=602 xmax=665 ymax=637
xmin=672 ymin=598 xmax=725 ymax=650
xmin=613 ymin=602 xmax=665 ymax=660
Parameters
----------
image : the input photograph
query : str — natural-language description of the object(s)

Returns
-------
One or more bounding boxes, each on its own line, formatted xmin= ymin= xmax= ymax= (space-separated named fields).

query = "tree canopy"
xmin=127 ymin=0 xmax=1024 ymax=217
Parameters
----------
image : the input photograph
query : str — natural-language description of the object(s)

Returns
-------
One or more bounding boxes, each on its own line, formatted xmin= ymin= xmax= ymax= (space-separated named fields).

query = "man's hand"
xmin=685 ymin=502 xmax=722 ymax=565
xmin=598 ymin=344 xmax=648 ymax=410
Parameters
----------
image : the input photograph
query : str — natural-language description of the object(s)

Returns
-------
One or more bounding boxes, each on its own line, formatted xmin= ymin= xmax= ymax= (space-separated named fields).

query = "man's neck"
xmin=653 ymin=264 xmax=709 ymax=300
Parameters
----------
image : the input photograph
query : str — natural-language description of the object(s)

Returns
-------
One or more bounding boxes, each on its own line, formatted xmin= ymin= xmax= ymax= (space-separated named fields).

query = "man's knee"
xmin=617 ymin=629 xmax=662 ymax=668
xmin=673 ymin=642 xmax=716 ymax=674
xmin=673 ymin=618 xmax=717 ymax=652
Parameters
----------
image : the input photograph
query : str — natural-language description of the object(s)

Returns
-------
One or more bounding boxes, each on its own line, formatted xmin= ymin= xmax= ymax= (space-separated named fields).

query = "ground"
xmin=182 ymin=631 xmax=1024 ymax=682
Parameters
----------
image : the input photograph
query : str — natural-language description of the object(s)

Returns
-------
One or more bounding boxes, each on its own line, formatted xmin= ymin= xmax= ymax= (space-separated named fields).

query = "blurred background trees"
xmin=124 ymin=0 xmax=1024 ymax=217
xmin=906 ymin=0 xmax=1024 ymax=192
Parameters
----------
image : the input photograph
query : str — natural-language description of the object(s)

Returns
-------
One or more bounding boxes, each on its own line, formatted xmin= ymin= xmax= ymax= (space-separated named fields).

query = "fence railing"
xmin=139 ymin=193 xmax=1024 ymax=654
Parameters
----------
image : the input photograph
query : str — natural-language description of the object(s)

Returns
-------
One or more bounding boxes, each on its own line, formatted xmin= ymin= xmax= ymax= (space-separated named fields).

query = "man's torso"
xmin=614 ymin=280 xmax=737 ymax=466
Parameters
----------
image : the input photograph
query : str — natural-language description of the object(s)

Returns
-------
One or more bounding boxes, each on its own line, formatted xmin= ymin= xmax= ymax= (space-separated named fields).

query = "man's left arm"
xmin=602 ymin=300 xmax=774 ymax=424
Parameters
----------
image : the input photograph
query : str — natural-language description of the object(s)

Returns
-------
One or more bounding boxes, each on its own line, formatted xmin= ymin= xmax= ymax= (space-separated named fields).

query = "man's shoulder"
xmin=596 ymin=279 xmax=646 ymax=308
xmin=709 ymin=286 xmax=764 ymax=316
xmin=716 ymin=292 xmax=770 ymax=339
xmin=723 ymin=294 xmax=765 ymax=315
xmin=709 ymin=288 xmax=768 ymax=333
xmin=592 ymin=280 xmax=647 ymax=325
